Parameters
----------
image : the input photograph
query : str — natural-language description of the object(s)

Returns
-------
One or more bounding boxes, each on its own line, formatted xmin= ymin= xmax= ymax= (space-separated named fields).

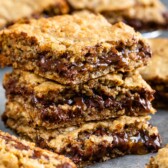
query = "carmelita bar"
xmin=0 ymin=130 xmax=76 ymax=168
xmin=68 ymin=0 xmax=168 ymax=31
xmin=3 ymin=115 xmax=161 ymax=167
xmin=0 ymin=11 xmax=151 ymax=85
xmin=3 ymin=70 xmax=155 ymax=129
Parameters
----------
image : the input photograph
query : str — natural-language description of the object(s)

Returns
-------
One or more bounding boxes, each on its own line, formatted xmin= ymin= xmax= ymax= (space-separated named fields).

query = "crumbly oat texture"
xmin=0 ymin=11 xmax=151 ymax=84
xmin=0 ymin=0 xmax=68 ymax=28
xmin=2 ymin=70 xmax=155 ymax=129
xmin=0 ymin=130 xmax=76 ymax=168
xmin=146 ymin=145 xmax=168 ymax=168
xmin=3 ymin=115 xmax=161 ymax=167
xmin=140 ymin=38 xmax=168 ymax=108
xmin=69 ymin=0 xmax=168 ymax=30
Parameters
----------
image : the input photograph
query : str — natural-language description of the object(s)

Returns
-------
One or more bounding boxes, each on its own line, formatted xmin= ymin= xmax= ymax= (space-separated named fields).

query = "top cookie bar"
xmin=68 ymin=0 xmax=168 ymax=31
xmin=0 ymin=11 xmax=151 ymax=85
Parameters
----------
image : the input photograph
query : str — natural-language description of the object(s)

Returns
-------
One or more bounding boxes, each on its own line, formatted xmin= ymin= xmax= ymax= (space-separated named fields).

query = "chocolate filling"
xmin=35 ymin=42 xmax=150 ymax=80
xmin=61 ymin=127 xmax=161 ymax=164
xmin=4 ymin=90 xmax=152 ymax=124
xmin=36 ymin=125 xmax=161 ymax=164
xmin=37 ymin=90 xmax=152 ymax=123
xmin=5 ymin=89 xmax=153 ymax=124
xmin=4 ymin=75 xmax=154 ymax=123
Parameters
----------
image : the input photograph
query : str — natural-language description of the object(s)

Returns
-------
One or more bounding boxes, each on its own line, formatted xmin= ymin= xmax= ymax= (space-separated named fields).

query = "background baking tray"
xmin=0 ymin=0 xmax=168 ymax=167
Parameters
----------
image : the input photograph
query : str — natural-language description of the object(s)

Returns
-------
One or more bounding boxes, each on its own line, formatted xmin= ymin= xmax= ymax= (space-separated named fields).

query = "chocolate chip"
xmin=32 ymin=150 xmax=42 ymax=159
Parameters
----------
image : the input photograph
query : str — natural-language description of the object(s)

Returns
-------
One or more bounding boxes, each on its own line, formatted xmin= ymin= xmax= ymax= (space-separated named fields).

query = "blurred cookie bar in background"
xmin=0 ymin=0 xmax=69 ymax=29
xmin=68 ymin=0 xmax=168 ymax=31
xmin=140 ymin=38 xmax=168 ymax=108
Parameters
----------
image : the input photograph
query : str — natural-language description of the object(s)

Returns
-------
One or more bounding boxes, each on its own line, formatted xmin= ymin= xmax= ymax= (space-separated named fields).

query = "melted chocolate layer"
xmin=35 ymin=43 xmax=150 ymax=80
xmin=61 ymin=128 xmax=161 ymax=164
xmin=4 ymin=75 xmax=154 ymax=124
xmin=36 ymin=125 xmax=161 ymax=164
xmin=35 ymin=90 xmax=152 ymax=123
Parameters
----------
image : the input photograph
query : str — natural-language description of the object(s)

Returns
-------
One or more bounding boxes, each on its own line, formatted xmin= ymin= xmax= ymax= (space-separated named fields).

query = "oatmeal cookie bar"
xmin=0 ymin=130 xmax=76 ymax=168
xmin=0 ymin=0 xmax=68 ymax=29
xmin=68 ymin=0 xmax=168 ymax=31
xmin=146 ymin=145 xmax=168 ymax=168
xmin=0 ymin=12 xmax=151 ymax=84
xmin=3 ymin=70 xmax=155 ymax=129
xmin=140 ymin=38 xmax=168 ymax=108
xmin=3 ymin=116 xmax=161 ymax=167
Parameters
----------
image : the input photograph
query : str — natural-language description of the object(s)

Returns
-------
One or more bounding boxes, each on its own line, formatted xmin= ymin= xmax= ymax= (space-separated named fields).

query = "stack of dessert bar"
xmin=0 ymin=12 xmax=161 ymax=167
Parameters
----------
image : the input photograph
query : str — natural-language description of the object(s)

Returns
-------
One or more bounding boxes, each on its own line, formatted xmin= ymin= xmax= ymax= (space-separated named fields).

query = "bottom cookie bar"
xmin=3 ymin=116 xmax=161 ymax=167
xmin=0 ymin=130 xmax=76 ymax=168
xmin=146 ymin=145 xmax=168 ymax=168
